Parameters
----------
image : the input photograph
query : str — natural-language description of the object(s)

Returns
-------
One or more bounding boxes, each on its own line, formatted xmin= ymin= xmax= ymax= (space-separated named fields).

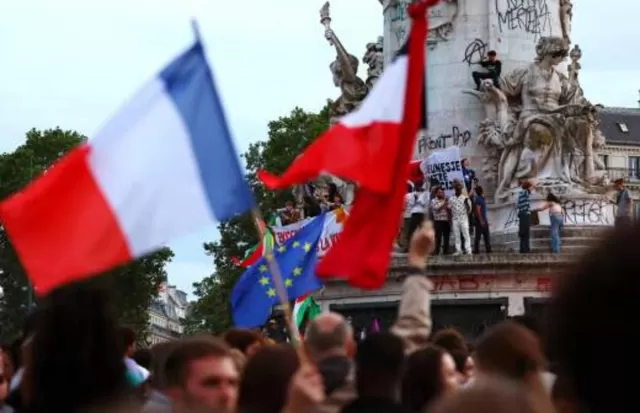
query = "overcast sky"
xmin=1 ymin=0 xmax=638 ymax=298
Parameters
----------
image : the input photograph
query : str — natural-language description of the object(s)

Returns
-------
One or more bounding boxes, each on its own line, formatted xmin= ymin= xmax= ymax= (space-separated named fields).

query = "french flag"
xmin=0 ymin=25 xmax=255 ymax=295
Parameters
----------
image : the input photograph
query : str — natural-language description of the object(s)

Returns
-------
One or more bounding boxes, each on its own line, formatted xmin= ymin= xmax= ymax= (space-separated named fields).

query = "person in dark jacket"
xmin=472 ymin=50 xmax=502 ymax=90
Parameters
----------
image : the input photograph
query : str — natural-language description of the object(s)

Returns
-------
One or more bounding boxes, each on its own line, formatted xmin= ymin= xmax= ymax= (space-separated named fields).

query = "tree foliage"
xmin=0 ymin=128 xmax=172 ymax=341
xmin=184 ymin=104 xmax=331 ymax=334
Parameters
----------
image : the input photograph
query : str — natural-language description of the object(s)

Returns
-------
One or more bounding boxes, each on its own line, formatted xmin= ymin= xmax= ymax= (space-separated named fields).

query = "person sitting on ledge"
xmin=472 ymin=50 xmax=502 ymax=90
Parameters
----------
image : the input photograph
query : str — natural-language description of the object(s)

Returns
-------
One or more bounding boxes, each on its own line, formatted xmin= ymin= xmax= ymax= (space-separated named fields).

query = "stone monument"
xmin=380 ymin=0 xmax=613 ymax=232
xmin=310 ymin=0 xmax=612 ymax=338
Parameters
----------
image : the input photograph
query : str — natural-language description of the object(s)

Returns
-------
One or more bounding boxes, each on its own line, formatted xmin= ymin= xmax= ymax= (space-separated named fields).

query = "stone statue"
xmin=363 ymin=36 xmax=384 ymax=89
xmin=567 ymin=44 xmax=582 ymax=84
xmin=315 ymin=2 xmax=362 ymax=205
xmin=560 ymin=0 xmax=573 ymax=44
xmin=320 ymin=2 xmax=368 ymax=123
xmin=466 ymin=36 xmax=606 ymax=202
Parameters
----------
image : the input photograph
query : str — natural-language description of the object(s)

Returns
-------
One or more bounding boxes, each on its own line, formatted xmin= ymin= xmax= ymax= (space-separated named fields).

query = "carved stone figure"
xmin=320 ymin=2 xmax=368 ymax=123
xmin=317 ymin=2 xmax=363 ymax=204
xmin=567 ymin=44 xmax=582 ymax=84
xmin=363 ymin=36 xmax=384 ymax=89
xmin=560 ymin=0 xmax=573 ymax=44
xmin=466 ymin=37 xmax=606 ymax=202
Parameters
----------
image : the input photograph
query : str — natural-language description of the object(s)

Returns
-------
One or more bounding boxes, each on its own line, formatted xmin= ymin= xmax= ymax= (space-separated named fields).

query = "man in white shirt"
xmin=401 ymin=182 xmax=415 ymax=251
xmin=448 ymin=180 xmax=472 ymax=255
xmin=406 ymin=186 xmax=428 ymax=245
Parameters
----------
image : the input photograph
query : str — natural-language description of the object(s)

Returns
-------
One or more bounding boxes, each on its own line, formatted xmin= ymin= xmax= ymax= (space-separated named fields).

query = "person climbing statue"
xmin=472 ymin=50 xmax=502 ymax=90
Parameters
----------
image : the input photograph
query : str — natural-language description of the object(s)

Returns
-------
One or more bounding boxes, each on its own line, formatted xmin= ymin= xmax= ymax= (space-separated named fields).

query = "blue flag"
xmin=231 ymin=214 xmax=326 ymax=328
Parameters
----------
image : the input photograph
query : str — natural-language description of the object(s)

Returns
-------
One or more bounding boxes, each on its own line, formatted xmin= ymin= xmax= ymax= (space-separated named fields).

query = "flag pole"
xmin=250 ymin=208 xmax=305 ymax=353
xmin=189 ymin=19 xmax=304 ymax=356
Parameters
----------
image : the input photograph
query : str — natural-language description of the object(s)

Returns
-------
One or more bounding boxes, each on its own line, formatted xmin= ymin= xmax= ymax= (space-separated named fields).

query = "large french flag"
xmin=0 ymin=32 xmax=255 ymax=295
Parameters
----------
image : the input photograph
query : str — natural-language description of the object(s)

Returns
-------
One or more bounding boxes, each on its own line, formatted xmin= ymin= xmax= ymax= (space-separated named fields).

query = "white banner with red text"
xmin=271 ymin=208 xmax=348 ymax=257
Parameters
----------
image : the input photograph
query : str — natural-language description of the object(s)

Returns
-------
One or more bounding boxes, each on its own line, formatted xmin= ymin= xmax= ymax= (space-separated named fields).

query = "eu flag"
xmin=231 ymin=213 xmax=326 ymax=328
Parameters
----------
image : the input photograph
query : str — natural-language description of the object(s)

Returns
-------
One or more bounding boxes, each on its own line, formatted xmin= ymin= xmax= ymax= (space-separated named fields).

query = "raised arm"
xmin=391 ymin=221 xmax=434 ymax=355
xmin=533 ymin=202 xmax=550 ymax=212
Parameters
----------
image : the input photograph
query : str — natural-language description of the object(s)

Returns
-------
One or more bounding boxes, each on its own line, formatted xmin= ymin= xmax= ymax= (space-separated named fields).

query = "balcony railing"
xmin=603 ymin=167 xmax=640 ymax=182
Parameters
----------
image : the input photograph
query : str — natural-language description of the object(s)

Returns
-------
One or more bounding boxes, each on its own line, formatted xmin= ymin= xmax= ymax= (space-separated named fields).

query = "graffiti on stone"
xmin=495 ymin=0 xmax=551 ymax=40
xmin=500 ymin=197 xmax=612 ymax=230
xmin=417 ymin=126 xmax=472 ymax=154
xmin=462 ymin=38 xmax=488 ymax=66
xmin=561 ymin=199 xmax=611 ymax=225
xmin=429 ymin=274 xmax=555 ymax=293
xmin=502 ymin=205 xmax=520 ymax=230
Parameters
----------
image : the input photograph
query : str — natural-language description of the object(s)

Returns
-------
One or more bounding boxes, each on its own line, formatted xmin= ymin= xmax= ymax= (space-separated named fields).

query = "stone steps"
xmin=387 ymin=251 xmax=577 ymax=277
xmin=490 ymin=225 xmax=612 ymax=247
xmin=497 ymin=237 xmax=600 ymax=253
xmin=527 ymin=225 xmax=612 ymax=238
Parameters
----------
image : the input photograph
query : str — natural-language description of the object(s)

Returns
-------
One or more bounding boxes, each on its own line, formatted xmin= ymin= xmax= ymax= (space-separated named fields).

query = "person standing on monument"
xmin=448 ymin=180 xmax=472 ymax=256
xmin=462 ymin=158 xmax=478 ymax=238
xmin=533 ymin=192 xmax=564 ymax=253
xmin=406 ymin=185 xmax=428 ymax=248
xmin=430 ymin=186 xmax=451 ymax=255
xmin=461 ymin=158 xmax=477 ymax=195
xmin=401 ymin=182 xmax=416 ymax=250
xmin=472 ymin=50 xmax=502 ymax=90
xmin=473 ymin=186 xmax=492 ymax=254
xmin=614 ymin=178 xmax=633 ymax=228
xmin=517 ymin=180 xmax=533 ymax=253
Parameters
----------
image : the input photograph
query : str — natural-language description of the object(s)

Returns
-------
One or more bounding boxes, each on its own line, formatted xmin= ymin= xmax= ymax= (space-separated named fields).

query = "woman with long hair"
xmin=534 ymin=193 xmax=564 ymax=253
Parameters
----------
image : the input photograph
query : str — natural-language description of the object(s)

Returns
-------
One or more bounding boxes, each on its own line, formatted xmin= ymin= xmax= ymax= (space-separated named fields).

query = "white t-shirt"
xmin=408 ymin=192 xmax=427 ymax=215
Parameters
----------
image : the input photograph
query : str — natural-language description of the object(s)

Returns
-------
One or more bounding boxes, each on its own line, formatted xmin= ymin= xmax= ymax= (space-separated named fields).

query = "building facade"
xmin=148 ymin=283 xmax=188 ymax=345
xmin=598 ymin=105 xmax=640 ymax=212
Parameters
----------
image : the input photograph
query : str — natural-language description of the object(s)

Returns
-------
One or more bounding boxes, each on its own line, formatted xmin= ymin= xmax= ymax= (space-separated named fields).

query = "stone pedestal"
xmin=489 ymin=195 xmax=615 ymax=233
xmin=315 ymin=224 xmax=610 ymax=339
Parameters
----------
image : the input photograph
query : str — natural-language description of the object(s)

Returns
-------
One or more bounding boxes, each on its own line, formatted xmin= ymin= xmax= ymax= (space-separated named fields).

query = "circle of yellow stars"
xmin=258 ymin=241 xmax=312 ymax=298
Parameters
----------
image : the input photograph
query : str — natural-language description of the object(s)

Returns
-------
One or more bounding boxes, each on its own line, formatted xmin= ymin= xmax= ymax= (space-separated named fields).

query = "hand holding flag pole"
xmin=189 ymin=20 xmax=304 ymax=353
xmin=190 ymin=20 xmax=305 ymax=355
xmin=250 ymin=208 xmax=305 ymax=354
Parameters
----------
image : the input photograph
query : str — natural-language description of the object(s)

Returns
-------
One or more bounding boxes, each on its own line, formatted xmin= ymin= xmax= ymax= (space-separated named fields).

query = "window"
xmin=599 ymin=154 xmax=609 ymax=169
xmin=629 ymin=156 xmax=640 ymax=179
xmin=618 ymin=122 xmax=629 ymax=132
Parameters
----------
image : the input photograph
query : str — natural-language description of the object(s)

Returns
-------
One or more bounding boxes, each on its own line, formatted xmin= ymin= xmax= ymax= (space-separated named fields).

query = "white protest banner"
xmin=271 ymin=208 xmax=348 ymax=257
xmin=420 ymin=146 xmax=464 ymax=196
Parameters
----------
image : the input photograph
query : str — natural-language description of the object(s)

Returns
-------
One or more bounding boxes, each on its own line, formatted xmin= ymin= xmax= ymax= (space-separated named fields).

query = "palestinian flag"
xmin=231 ymin=217 xmax=276 ymax=268
xmin=293 ymin=294 xmax=321 ymax=336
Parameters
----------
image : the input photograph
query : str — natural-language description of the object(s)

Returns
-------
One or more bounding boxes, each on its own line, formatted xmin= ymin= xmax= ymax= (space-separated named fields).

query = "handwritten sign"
xmin=421 ymin=146 xmax=464 ymax=196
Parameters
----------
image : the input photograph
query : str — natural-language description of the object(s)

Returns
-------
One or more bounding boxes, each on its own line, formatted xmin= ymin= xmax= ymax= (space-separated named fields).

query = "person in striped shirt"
xmin=517 ymin=180 xmax=533 ymax=253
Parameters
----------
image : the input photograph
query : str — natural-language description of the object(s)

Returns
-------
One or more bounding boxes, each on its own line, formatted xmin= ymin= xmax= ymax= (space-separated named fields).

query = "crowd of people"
xmin=270 ymin=156 xmax=634 ymax=257
xmin=402 ymin=158 xmax=635 ymax=255
xmin=276 ymin=183 xmax=345 ymax=226
xmin=401 ymin=158 xmax=491 ymax=255
xmin=0 ymin=220 xmax=635 ymax=413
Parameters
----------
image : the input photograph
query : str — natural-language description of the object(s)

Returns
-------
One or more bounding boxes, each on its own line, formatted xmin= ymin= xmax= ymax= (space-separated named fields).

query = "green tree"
xmin=0 ymin=128 xmax=173 ymax=341
xmin=184 ymin=104 xmax=330 ymax=334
